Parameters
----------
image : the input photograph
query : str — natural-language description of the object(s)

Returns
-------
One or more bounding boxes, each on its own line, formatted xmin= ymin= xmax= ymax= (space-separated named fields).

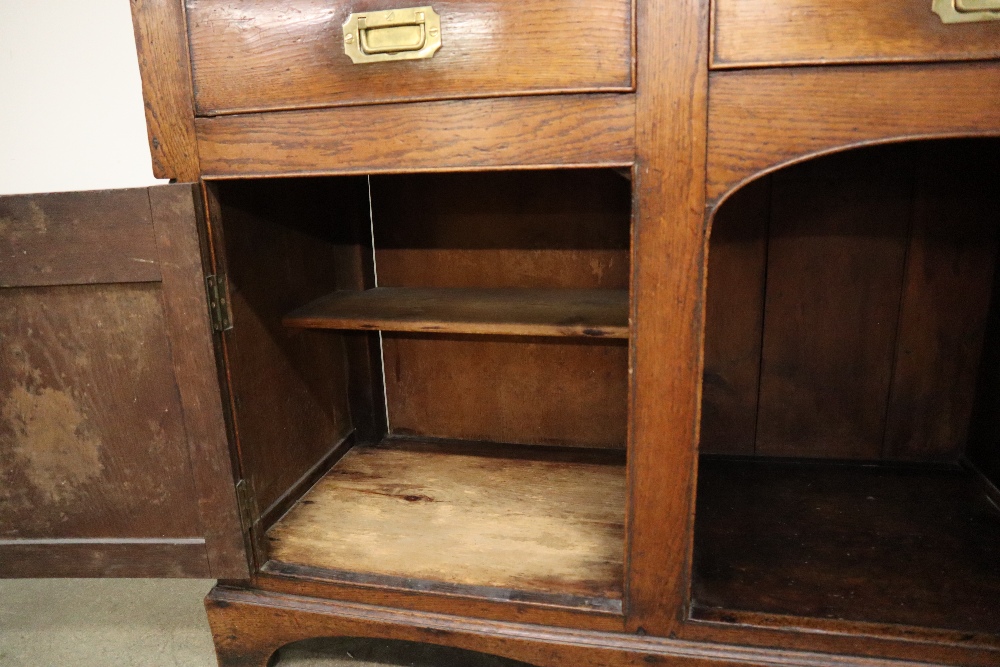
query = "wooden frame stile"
xmin=627 ymin=0 xmax=711 ymax=637
xmin=130 ymin=0 xmax=201 ymax=181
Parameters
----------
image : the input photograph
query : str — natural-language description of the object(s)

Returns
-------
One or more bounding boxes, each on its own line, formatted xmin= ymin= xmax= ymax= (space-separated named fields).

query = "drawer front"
xmin=713 ymin=0 xmax=1000 ymax=68
xmin=187 ymin=0 xmax=633 ymax=115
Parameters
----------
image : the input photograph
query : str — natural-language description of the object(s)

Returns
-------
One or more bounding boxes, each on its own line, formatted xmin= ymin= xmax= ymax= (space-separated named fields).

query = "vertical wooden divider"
xmin=628 ymin=0 xmax=711 ymax=634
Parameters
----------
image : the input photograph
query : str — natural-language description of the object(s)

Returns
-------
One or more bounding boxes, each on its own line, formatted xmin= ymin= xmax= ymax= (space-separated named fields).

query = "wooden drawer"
xmin=186 ymin=0 xmax=634 ymax=115
xmin=712 ymin=0 xmax=1000 ymax=68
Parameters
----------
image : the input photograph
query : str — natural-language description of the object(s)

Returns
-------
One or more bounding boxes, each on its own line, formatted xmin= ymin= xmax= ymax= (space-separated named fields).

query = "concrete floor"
xmin=0 ymin=579 xmax=531 ymax=666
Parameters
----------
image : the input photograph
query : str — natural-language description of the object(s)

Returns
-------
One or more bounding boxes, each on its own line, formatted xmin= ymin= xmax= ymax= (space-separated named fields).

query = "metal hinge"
xmin=205 ymin=274 xmax=233 ymax=332
xmin=234 ymin=479 xmax=257 ymax=532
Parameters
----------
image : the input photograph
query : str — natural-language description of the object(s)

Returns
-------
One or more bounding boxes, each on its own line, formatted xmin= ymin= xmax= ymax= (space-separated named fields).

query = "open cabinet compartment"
xmin=205 ymin=168 xmax=631 ymax=611
xmin=694 ymin=139 xmax=1000 ymax=639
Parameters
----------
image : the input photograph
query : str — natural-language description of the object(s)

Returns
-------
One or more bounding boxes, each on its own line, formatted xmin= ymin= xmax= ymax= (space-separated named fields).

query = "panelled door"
xmin=0 ymin=184 xmax=247 ymax=578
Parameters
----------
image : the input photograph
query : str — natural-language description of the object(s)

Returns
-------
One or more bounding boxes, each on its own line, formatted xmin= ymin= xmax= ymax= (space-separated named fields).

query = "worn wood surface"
xmin=628 ymin=0 xmax=710 ymax=636
xmin=700 ymin=177 xmax=769 ymax=456
xmin=265 ymin=440 xmax=626 ymax=604
xmin=0 ymin=284 xmax=203 ymax=543
xmin=693 ymin=458 xmax=1000 ymax=635
xmin=707 ymin=62 xmax=1000 ymax=206
xmin=383 ymin=335 xmax=627 ymax=449
xmin=187 ymin=0 xmax=633 ymax=115
xmin=149 ymin=184 xmax=248 ymax=578
xmin=129 ymin=0 xmax=200 ymax=180
xmin=207 ymin=179 xmax=362 ymax=528
xmin=712 ymin=0 xmax=1000 ymax=68
xmin=204 ymin=586 xmax=956 ymax=667
xmin=285 ymin=288 xmax=628 ymax=339
xmin=883 ymin=142 xmax=999 ymax=461
xmin=754 ymin=150 xmax=911 ymax=459
xmin=196 ymin=95 xmax=635 ymax=178
xmin=0 ymin=189 xmax=160 ymax=287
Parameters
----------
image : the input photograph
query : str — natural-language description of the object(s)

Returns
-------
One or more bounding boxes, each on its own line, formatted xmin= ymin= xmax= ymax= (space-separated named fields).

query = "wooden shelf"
xmin=692 ymin=457 xmax=1000 ymax=635
xmin=264 ymin=439 xmax=626 ymax=609
xmin=283 ymin=287 xmax=629 ymax=338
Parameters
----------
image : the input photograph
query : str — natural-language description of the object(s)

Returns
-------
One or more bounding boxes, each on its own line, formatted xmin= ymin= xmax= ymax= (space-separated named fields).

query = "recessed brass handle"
xmin=343 ymin=7 xmax=442 ymax=64
xmin=933 ymin=0 xmax=1000 ymax=22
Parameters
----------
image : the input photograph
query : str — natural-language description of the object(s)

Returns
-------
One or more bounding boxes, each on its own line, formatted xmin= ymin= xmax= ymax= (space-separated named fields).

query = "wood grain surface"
xmin=0 ymin=189 xmax=160 ymax=287
xmin=284 ymin=287 xmax=628 ymax=338
xmin=712 ymin=0 xmax=1000 ymax=68
xmin=207 ymin=179 xmax=361 ymax=525
xmin=129 ymin=0 xmax=200 ymax=180
xmin=265 ymin=440 xmax=625 ymax=604
xmin=693 ymin=459 xmax=1000 ymax=635
xmin=187 ymin=0 xmax=633 ymax=115
xmin=383 ymin=334 xmax=628 ymax=448
xmin=754 ymin=150 xmax=911 ymax=459
xmin=707 ymin=62 xmax=1000 ymax=205
xmin=369 ymin=169 xmax=630 ymax=449
xmin=884 ymin=142 xmax=1000 ymax=461
xmin=627 ymin=0 xmax=710 ymax=636
xmin=196 ymin=94 xmax=635 ymax=178
xmin=700 ymin=177 xmax=769 ymax=456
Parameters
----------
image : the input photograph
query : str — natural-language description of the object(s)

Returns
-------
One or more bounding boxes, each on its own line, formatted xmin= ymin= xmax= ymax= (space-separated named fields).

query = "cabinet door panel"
xmin=0 ymin=185 xmax=247 ymax=578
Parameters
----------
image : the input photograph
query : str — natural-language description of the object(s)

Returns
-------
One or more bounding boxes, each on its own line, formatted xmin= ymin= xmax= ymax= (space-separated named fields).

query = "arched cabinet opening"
xmin=693 ymin=139 xmax=1000 ymax=637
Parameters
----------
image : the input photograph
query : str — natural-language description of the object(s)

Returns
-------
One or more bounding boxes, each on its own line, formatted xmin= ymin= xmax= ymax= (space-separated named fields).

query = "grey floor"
xmin=0 ymin=580 xmax=530 ymax=666
xmin=0 ymin=579 xmax=217 ymax=667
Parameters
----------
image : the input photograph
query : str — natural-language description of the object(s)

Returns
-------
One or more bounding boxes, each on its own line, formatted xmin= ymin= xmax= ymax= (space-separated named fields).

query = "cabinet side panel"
xmin=212 ymin=178 xmax=369 ymax=525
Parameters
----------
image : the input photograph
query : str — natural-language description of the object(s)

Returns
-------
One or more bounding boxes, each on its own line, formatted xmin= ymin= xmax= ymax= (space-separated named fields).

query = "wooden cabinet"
xmin=7 ymin=0 xmax=999 ymax=665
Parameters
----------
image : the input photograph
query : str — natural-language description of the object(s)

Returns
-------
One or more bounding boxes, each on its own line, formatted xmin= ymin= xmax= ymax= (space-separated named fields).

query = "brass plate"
xmin=343 ymin=6 xmax=442 ymax=64
xmin=933 ymin=0 xmax=1000 ymax=23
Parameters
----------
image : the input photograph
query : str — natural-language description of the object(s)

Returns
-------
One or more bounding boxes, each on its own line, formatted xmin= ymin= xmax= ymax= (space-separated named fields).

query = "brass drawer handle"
xmin=343 ymin=7 xmax=442 ymax=64
xmin=933 ymin=0 xmax=1000 ymax=22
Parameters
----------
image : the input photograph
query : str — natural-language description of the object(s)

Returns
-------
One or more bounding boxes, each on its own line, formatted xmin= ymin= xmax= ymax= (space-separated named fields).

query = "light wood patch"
xmin=266 ymin=443 xmax=625 ymax=601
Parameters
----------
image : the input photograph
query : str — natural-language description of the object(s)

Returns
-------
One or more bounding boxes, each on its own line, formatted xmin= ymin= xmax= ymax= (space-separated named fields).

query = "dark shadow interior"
xmin=693 ymin=139 xmax=1000 ymax=637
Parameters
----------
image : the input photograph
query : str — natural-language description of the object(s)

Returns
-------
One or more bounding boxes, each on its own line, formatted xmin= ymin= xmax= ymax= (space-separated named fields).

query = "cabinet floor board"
xmin=264 ymin=439 xmax=626 ymax=609
xmin=693 ymin=457 xmax=1000 ymax=635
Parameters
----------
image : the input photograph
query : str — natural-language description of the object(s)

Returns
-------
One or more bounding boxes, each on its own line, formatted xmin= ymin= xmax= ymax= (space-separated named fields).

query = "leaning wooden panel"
xmin=707 ymin=62 xmax=1000 ymax=205
xmin=196 ymin=95 xmax=635 ymax=178
xmin=187 ymin=0 xmax=633 ymax=115
xmin=0 ymin=189 xmax=161 ymax=288
xmin=130 ymin=0 xmax=201 ymax=181
xmin=712 ymin=0 xmax=1000 ymax=69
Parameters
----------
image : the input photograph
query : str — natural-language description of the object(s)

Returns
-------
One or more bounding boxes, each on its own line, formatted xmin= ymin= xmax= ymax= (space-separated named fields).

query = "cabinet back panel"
xmin=702 ymin=141 xmax=1000 ymax=462
xmin=371 ymin=171 xmax=630 ymax=448
xmin=212 ymin=178 xmax=374 ymax=520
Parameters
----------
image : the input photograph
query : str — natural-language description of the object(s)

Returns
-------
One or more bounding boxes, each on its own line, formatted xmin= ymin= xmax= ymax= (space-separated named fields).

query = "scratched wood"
xmin=265 ymin=441 xmax=626 ymax=601
xmin=187 ymin=0 xmax=633 ymax=115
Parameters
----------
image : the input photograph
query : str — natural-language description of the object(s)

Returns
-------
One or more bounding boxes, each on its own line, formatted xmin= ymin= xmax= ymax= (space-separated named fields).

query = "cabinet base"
xmin=204 ymin=586 xmax=944 ymax=667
